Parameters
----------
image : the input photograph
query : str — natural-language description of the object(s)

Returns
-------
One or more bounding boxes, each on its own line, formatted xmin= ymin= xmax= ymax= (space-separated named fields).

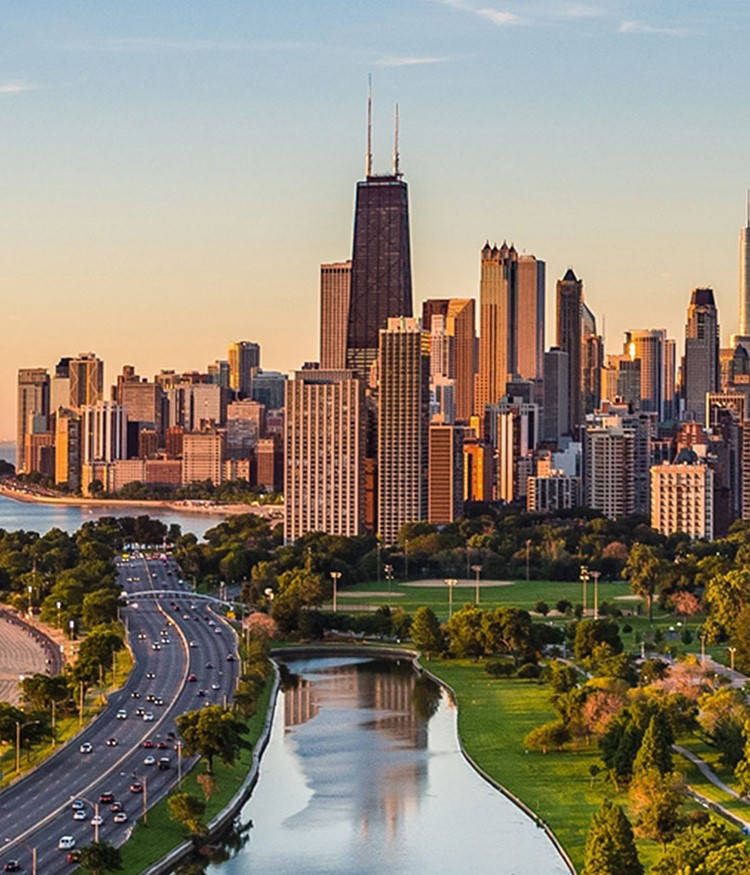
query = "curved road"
xmin=0 ymin=556 xmax=239 ymax=873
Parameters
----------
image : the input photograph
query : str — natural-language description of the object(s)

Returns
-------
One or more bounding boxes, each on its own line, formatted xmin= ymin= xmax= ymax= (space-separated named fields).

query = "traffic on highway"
xmin=0 ymin=555 xmax=240 ymax=873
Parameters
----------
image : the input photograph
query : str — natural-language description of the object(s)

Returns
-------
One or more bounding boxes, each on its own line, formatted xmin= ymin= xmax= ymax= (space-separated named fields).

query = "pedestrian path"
xmin=0 ymin=614 xmax=51 ymax=705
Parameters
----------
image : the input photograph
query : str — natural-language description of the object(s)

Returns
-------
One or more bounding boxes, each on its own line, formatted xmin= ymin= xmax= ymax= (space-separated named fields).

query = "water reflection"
xmin=206 ymin=655 xmax=569 ymax=875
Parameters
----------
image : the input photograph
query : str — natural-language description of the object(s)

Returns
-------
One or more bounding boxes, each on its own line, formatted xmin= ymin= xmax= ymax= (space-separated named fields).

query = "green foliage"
xmin=167 ymin=792 xmax=207 ymax=836
xmin=600 ymin=701 xmax=670 ymax=785
xmin=77 ymin=841 xmax=122 ymax=874
xmin=176 ymin=705 xmax=250 ymax=775
xmin=523 ymin=719 xmax=570 ymax=754
xmin=485 ymin=659 xmax=515 ymax=677
xmin=624 ymin=543 xmax=666 ymax=622
xmin=517 ymin=662 xmax=542 ymax=679
xmin=632 ymin=712 xmax=673 ymax=777
xmin=573 ymin=619 xmax=623 ymax=661
xmin=581 ymin=800 xmax=643 ymax=875
xmin=270 ymin=557 xmax=324 ymax=633
xmin=628 ymin=768 xmax=684 ymax=848
xmin=410 ymin=606 xmax=444 ymax=654
xmin=650 ymin=819 xmax=746 ymax=874
xmin=74 ymin=628 xmax=124 ymax=684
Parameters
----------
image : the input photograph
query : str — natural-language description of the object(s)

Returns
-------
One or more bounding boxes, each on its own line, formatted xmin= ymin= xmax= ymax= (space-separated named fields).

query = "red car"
xmin=143 ymin=740 xmax=154 ymax=748
xmin=130 ymin=782 xmax=143 ymax=794
xmin=156 ymin=741 xmax=169 ymax=750
xmin=98 ymin=792 xmax=114 ymax=804
xmin=187 ymin=674 xmax=198 ymax=682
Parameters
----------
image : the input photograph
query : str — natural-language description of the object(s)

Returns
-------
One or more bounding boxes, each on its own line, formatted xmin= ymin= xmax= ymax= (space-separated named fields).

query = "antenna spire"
xmin=393 ymin=102 xmax=400 ymax=176
xmin=365 ymin=75 xmax=373 ymax=178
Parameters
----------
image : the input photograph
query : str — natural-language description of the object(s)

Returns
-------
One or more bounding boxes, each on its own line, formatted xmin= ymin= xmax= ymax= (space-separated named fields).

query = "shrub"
xmin=486 ymin=659 xmax=515 ymax=677
xmin=517 ymin=662 xmax=542 ymax=679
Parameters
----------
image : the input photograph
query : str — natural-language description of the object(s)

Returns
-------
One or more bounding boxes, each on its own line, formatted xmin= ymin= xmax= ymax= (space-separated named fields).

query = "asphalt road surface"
xmin=0 ymin=555 xmax=239 ymax=873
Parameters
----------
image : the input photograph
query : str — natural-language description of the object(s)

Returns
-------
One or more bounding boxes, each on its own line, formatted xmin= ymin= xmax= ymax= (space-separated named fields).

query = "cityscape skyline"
xmin=2 ymin=1 xmax=750 ymax=439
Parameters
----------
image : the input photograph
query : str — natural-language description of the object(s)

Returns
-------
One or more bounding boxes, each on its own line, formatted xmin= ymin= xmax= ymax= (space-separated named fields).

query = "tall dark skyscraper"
xmin=556 ymin=268 xmax=583 ymax=432
xmin=683 ymin=287 xmax=720 ymax=423
xmin=346 ymin=93 xmax=413 ymax=379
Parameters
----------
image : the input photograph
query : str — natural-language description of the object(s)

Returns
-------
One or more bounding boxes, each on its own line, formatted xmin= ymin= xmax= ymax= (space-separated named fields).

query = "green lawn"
xmin=424 ymin=659 xmax=678 ymax=873
xmin=116 ymin=675 xmax=273 ymax=875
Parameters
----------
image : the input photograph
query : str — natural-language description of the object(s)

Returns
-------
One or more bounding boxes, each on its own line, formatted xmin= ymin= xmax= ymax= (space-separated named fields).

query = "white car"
xmin=189 ymin=640 xmax=197 ymax=648
xmin=117 ymin=709 xmax=127 ymax=720
xmin=214 ymin=627 xmax=222 ymax=634
xmin=71 ymin=799 xmax=85 ymax=811
xmin=113 ymin=812 xmax=128 ymax=824
xmin=143 ymin=712 xmax=154 ymax=722
xmin=151 ymin=643 xmax=161 ymax=651
xmin=72 ymin=810 xmax=86 ymax=821
xmin=211 ymin=683 xmax=221 ymax=691
xmin=79 ymin=742 xmax=93 ymax=754
xmin=58 ymin=836 xmax=76 ymax=850
xmin=91 ymin=815 xmax=103 ymax=827
xmin=143 ymin=755 xmax=156 ymax=766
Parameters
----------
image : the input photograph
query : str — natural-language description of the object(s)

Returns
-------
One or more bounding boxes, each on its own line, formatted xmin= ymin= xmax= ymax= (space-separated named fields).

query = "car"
xmin=66 ymin=852 xmax=80 ymax=864
xmin=135 ymin=707 xmax=145 ymax=717
xmin=117 ymin=709 xmax=127 ymax=720
xmin=79 ymin=742 xmax=93 ymax=754
xmin=3 ymin=862 xmax=21 ymax=872
xmin=110 ymin=801 xmax=123 ymax=812
xmin=58 ymin=836 xmax=76 ymax=850
xmin=214 ymin=627 xmax=222 ymax=634
xmin=187 ymin=673 xmax=198 ymax=683
xmin=211 ymin=683 xmax=221 ymax=691
xmin=131 ymin=691 xmax=141 ymax=698
xmin=91 ymin=815 xmax=103 ymax=827
xmin=106 ymin=737 xmax=118 ymax=747
xmin=151 ymin=643 xmax=161 ymax=651
xmin=146 ymin=694 xmax=156 ymax=702
xmin=158 ymin=757 xmax=171 ymax=770
xmin=143 ymin=755 xmax=156 ymax=766
xmin=146 ymin=671 xmax=156 ymax=679
xmin=72 ymin=810 xmax=86 ymax=821
xmin=113 ymin=812 xmax=128 ymax=824
xmin=98 ymin=792 xmax=114 ymax=804
xmin=143 ymin=739 xmax=154 ymax=748
xmin=205 ymin=663 xmax=213 ymax=670
xmin=130 ymin=782 xmax=143 ymax=794
xmin=137 ymin=632 xmax=146 ymax=640
xmin=182 ymin=614 xmax=190 ymax=620
xmin=143 ymin=712 xmax=154 ymax=722
xmin=156 ymin=740 xmax=169 ymax=749
xmin=196 ymin=689 xmax=206 ymax=698
xmin=207 ymin=619 xmax=215 ymax=626
xmin=71 ymin=799 xmax=86 ymax=811
xmin=155 ymin=696 xmax=164 ymax=706
xmin=226 ymin=654 xmax=235 ymax=662
xmin=160 ymin=629 xmax=169 ymax=637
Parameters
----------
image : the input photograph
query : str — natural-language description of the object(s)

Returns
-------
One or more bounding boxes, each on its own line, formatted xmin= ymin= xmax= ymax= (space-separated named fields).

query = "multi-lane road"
xmin=0 ymin=555 xmax=239 ymax=873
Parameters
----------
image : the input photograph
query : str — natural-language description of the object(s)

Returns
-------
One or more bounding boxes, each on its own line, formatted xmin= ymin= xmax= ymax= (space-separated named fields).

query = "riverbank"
xmin=0 ymin=480 xmax=282 ymax=519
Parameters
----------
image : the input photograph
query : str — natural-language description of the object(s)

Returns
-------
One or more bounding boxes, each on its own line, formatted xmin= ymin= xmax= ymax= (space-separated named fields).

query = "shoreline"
xmin=0 ymin=481 xmax=283 ymax=518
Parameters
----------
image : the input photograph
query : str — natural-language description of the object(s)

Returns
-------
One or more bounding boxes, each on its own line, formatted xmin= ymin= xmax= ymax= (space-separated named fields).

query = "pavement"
xmin=0 ymin=613 xmax=55 ymax=705
xmin=0 ymin=555 xmax=239 ymax=874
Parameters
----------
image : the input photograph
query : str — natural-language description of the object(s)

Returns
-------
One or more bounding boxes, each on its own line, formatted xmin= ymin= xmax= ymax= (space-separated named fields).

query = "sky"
xmin=2 ymin=0 xmax=750 ymax=439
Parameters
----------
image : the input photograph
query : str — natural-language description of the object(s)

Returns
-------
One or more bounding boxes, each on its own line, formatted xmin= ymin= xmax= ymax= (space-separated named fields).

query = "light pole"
xmin=330 ymin=571 xmax=341 ymax=613
xmin=384 ymin=564 xmax=393 ymax=595
xmin=176 ymin=740 xmax=183 ymax=786
xmin=728 ymin=646 xmax=737 ymax=672
xmin=700 ymin=633 xmax=707 ymax=668
xmin=56 ymin=600 xmax=62 ymax=630
xmin=525 ymin=539 xmax=531 ymax=582
xmin=376 ymin=536 xmax=382 ymax=585
xmin=16 ymin=719 xmax=41 ymax=773
xmin=445 ymin=578 xmax=458 ymax=619
xmin=579 ymin=565 xmax=589 ymax=616
xmin=471 ymin=564 xmax=482 ymax=606
xmin=27 ymin=584 xmax=33 ymax=617
xmin=404 ymin=539 xmax=409 ymax=580
xmin=591 ymin=571 xmax=601 ymax=620
xmin=72 ymin=795 xmax=101 ymax=843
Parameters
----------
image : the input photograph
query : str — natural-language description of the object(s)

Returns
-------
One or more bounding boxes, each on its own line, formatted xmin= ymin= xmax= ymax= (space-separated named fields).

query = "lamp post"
xmin=579 ymin=565 xmax=589 ymax=616
xmin=404 ymin=539 xmax=409 ymax=580
xmin=56 ymin=600 xmax=62 ymax=630
xmin=384 ymin=564 xmax=393 ymax=595
xmin=728 ymin=646 xmax=737 ymax=672
xmin=176 ymin=740 xmax=183 ymax=786
xmin=72 ymin=794 xmax=101 ymax=843
xmin=591 ymin=571 xmax=601 ymax=620
xmin=525 ymin=539 xmax=531 ymax=582
xmin=700 ymin=633 xmax=707 ymax=668
xmin=16 ymin=719 xmax=41 ymax=773
xmin=330 ymin=571 xmax=341 ymax=613
xmin=376 ymin=536 xmax=382 ymax=585
xmin=471 ymin=564 xmax=482 ymax=606
xmin=27 ymin=584 xmax=33 ymax=617
xmin=445 ymin=578 xmax=458 ymax=619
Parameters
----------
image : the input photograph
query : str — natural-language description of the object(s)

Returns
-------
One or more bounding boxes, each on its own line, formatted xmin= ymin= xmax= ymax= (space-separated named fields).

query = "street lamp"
xmin=384 ymin=564 xmax=393 ymax=595
xmin=15 ymin=719 xmax=41 ymax=773
xmin=56 ymin=600 xmax=62 ymax=630
xmin=176 ymin=740 xmax=183 ymax=786
xmin=27 ymin=584 xmax=33 ymax=616
xmin=330 ymin=571 xmax=341 ymax=614
xmin=445 ymin=578 xmax=458 ymax=619
xmin=579 ymin=565 xmax=589 ymax=616
xmin=525 ymin=539 xmax=531 ymax=582
xmin=591 ymin=571 xmax=601 ymax=620
xmin=471 ymin=564 xmax=482 ymax=606
xmin=404 ymin=539 xmax=409 ymax=580
xmin=728 ymin=646 xmax=737 ymax=672
xmin=700 ymin=633 xmax=707 ymax=668
xmin=72 ymin=794 xmax=101 ymax=843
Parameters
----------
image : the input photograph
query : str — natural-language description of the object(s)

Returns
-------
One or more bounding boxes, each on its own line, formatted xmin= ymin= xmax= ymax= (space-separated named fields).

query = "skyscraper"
xmin=584 ymin=424 xmax=635 ymax=519
xmin=69 ymin=353 xmax=103 ymax=410
xmin=516 ymin=254 xmax=545 ymax=381
xmin=228 ymin=341 xmax=260 ymax=397
xmin=422 ymin=298 xmax=475 ymax=422
xmin=16 ymin=368 xmax=49 ymax=473
xmin=377 ymin=318 xmax=429 ymax=544
xmin=624 ymin=329 xmax=669 ymax=417
xmin=475 ymin=242 xmax=518 ymax=416
xmin=320 ymin=260 xmax=352 ymax=370
xmin=81 ymin=401 xmax=127 ymax=464
xmin=556 ymin=269 xmax=583 ymax=431
xmin=346 ymin=94 xmax=413 ymax=379
xmin=581 ymin=303 xmax=603 ymax=415
xmin=542 ymin=348 xmax=569 ymax=444
xmin=428 ymin=424 xmax=465 ymax=524
xmin=284 ymin=369 xmax=366 ymax=541
xmin=683 ymin=288 xmax=720 ymax=422
xmin=740 ymin=193 xmax=750 ymax=337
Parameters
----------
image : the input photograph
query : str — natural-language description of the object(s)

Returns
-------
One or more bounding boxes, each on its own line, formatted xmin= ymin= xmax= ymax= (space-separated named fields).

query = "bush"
xmin=535 ymin=600 xmax=549 ymax=616
xmin=556 ymin=599 xmax=572 ymax=615
xmin=486 ymin=659 xmax=515 ymax=677
xmin=517 ymin=662 xmax=542 ymax=679
xmin=622 ymin=623 xmax=633 ymax=634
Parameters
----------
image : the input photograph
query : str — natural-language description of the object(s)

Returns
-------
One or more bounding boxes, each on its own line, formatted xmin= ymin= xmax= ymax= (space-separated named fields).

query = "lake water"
xmin=207 ymin=655 xmax=569 ymax=875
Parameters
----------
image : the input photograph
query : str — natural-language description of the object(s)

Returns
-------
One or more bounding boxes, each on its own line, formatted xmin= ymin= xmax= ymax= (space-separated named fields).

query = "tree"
xmin=574 ymin=619 xmax=623 ymax=661
xmin=704 ymin=569 xmax=750 ymax=640
xmin=651 ymin=818 xmax=745 ymax=875
xmin=77 ymin=841 xmax=122 ymax=874
xmin=581 ymin=800 xmax=642 ymax=875
xmin=523 ymin=720 xmax=569 ymax=754
xmin=82 ymin=587 xmax=120 ymax=627
xmin=632 ymin=712 xmax=673 ymax=777
xmin=176 ymin=706 xmax=250 ymax=774
xmin=410 ymin=606 xmax=444 ymax=655
xmin=624 ymin=543 xmax=665 ymax=622
xmin=629 ymin=769 xmax=684 ymax=849
xmin=168 ymin=791 xmax=207 ymax=836
xmin=270 ymin=558 xmax=323 ymax=633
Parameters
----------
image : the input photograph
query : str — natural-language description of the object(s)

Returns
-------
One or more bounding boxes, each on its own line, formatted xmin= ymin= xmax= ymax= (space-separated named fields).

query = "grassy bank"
xmin=117 ymin=674 xmax=274 ymax=875
xmin=424 ymin=659 xmax=672 ymax=872
xmin=0 ymin=645 xmax=134 ymax=788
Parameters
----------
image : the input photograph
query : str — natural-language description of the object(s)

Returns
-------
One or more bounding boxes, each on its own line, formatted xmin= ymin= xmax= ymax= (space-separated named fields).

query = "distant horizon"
xmin=2 ymin=0 xmax=749 ymax=439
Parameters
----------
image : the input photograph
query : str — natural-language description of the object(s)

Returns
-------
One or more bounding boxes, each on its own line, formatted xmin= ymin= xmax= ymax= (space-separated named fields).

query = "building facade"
xmin=320 ymin=260 xmax=352 ymax=370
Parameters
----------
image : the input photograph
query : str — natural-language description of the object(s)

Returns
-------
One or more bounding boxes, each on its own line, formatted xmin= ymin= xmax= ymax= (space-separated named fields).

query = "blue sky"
xmin=1 ymin=1 xmax=749 ymax=436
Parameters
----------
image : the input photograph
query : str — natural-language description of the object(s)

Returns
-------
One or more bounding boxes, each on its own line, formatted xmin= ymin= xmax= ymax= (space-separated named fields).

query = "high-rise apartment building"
xmin=428 ymin=424 xmax=464 ymax=524
xmin=228 ymin=341 xmax=260 ymax=397
xmin=16 ymin=368 xmax=49 ymax=473
xmin=581 ymin=303 xmax=603 ymax=415
xmin=556 ymin=269 xmax=583 ymax=431
xmin=207 ymin=360 xmax=230 ymax=388
xmin=50 ymin=358 xmax=72 ymax=413
xmin=226 ymin=399 xmax=266 ymax=459
xmin=527 ymin=470 xmax=581 ymax=513
xmin=189 ymin=383 xmax=226 ymax=430
xmin=651 ymin=452 xmax=714 ymax=540
xmin=516 ymin=255 xmax=545 ymax=382
xmin=584 ymin=424 xmax=635 ymax=519
xmin=683 ymin=288 xmax=720 ymax=423
xmin=422 ymin=298 xmax=475 ymax=422
xmin=119 ymin=380 xmax=164 ymax=433
xmin=475 ymin=243 xmax=518 ymax=416
xmin=284 ymin=369 xmax=366 ymax=541
xmin=601 ymin=354 xmax=641 ymax=409
xmin=624 ymin=329 xmax=672 ymax=418
xmin=543 ymin=348 xmax=569 ymax=443
xmin=182 ymin=430 xmax=226 ymax=486
xmin=69 ymin=354 xmax=103 ymax=410
xmin=81 ymin=401 xmax=127 ymax=464
xmin=320 ymin=260 xmax=352 ymax=370
xmin=739 ymin=195 xmax=750 ymax=337
xmin=54 ymin=408 xmax=81 ymax=491
xmin=377 ymin=318 xmax=429 ymax=545
xmin=463 ymin=437 xmax=493 ymax=503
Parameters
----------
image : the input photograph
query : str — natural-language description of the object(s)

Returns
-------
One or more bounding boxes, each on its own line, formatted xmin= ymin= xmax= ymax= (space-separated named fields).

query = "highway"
xmin=0 ymin=555 xmax=240 ymax=873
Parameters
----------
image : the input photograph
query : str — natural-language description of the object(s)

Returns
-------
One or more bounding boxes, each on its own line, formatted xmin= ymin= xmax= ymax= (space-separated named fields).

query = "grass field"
xmin=116 ymin=674 xmax=273 ymax=875
xmin=424 ymin=659 xmax=690 ymax=873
